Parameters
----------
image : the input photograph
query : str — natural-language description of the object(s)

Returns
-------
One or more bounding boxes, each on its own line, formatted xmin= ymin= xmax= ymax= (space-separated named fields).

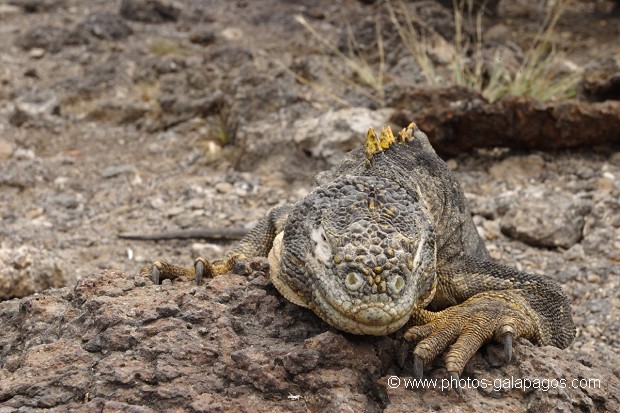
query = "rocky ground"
xmin=0 ymin=0 xmax=619 ymax=411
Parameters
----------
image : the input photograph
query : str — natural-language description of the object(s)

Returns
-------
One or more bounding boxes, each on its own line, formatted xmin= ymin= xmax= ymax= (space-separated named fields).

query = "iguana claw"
xmin=504 ymin=332 xmax=513 ymax=362
xmin=450 ymin=372 xmax=463 ymax=395
xmin=194 ymin=257 xmax=214 ymax=285
xmin=151 ymin=261 xmax=161 ymax=284
xmin=413 ymin=354 xmax=424 ymax=379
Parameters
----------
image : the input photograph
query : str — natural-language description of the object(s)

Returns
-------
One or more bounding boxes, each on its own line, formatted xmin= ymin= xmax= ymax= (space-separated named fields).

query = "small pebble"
xmin=28 ymin=48 xmax=45 ymax=58
xmin=215 ymin=181 xmax=233 ymax=193
xmin=0 ymin=139 xmax=13 ymax=160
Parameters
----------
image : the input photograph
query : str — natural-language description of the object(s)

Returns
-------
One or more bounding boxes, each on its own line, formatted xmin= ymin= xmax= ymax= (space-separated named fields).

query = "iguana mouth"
xmin=312 ymin=287 xmax=413 ymax=335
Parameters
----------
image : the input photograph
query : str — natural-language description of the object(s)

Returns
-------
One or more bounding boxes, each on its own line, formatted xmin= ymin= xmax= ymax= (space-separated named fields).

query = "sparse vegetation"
xmin=294 ymin=14 xmax=386 ymax=106
xmin=214 ymin=112 xmax=233 ymax=146
xmin=296 ymin=0 xmax=581 ymax=104
xmin=150 ymin=38 xmax=184 ymax=56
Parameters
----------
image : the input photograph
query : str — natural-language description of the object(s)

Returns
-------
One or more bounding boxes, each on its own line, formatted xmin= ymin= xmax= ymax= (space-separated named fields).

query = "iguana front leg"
xmin=406 ymin=257 xmax=575 ymax=381
xmin=142 ymin=205 xmax=290 ymax=285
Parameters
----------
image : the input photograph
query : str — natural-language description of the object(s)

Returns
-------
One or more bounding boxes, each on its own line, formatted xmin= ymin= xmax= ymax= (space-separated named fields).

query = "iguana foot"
xmin=139 ymin=260 xmax=194 ymax=284
xmin=406 ymin=291 xmax=539 ymax=379
xmin=140 ymin=255 xmax=244 ymax=285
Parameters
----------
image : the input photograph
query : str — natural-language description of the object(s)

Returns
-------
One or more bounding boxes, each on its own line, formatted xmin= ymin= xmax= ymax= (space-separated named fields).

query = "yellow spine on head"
xmin=379 ymin=125 xmax=396 ymax=150
xmin=365 ymin=127 xmax=381 ymax=160
xmin=397 ymin=122 xmax=416 ymax=143
xmin=366 ymin=123 xmax=416 ymax=163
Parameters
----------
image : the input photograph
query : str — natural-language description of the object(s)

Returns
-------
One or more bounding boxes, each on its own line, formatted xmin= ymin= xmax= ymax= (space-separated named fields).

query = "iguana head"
xmin=270 ymin=174 xmax=437 ymax=335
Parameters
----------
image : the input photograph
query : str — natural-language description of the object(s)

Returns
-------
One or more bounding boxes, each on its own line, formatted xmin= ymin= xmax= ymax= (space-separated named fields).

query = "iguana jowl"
xmin=144 ymin=122 xmax=575 ymax=381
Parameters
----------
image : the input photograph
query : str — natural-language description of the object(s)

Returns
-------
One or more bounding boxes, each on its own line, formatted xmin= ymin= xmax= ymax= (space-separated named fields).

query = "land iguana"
xmin=140 ymin=122 xmax=575 ymax=385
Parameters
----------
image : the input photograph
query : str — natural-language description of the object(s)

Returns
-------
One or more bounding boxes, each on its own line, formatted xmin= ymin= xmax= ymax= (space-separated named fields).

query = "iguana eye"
xmin=345 ymin=272 xmax=364 ymax=291
xmin=388 ymin=275 xmax=405 ymax=295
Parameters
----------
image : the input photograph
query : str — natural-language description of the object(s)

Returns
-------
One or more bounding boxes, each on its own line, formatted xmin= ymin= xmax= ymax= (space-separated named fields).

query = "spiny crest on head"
xmin=365 ymin=123 xmax=416 ymax=163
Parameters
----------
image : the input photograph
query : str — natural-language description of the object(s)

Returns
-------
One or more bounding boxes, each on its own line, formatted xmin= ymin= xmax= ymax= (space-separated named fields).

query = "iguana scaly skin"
xmin=144 ymin=123 xmax=575 ymax=382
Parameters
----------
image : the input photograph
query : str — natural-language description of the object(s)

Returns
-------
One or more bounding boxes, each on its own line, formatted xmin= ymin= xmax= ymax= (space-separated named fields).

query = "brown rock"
xmin=390 ymin=86 xmax=620 ymax=155
xmin=0 ymin=264 xmax=618 ymax=411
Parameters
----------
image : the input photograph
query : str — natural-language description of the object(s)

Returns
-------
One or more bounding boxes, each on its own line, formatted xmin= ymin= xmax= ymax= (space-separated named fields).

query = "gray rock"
xmin=9 ymin=90 xmax=60 ymax=126
xmin=74 ymin=12 xmax=133 ymax=41
xmin=12 ymin=0 xmax=66 ymax=13
xmin=384 ymin=342 xmax=618 ymax=412
xmin=0 ymin=157 xmax=51 ymax=189
xmin=581 ymin=226 xmax=620 ymax=260
xmin=499 ymin=188 xmax=590 ymax=249
xmin=16 ymin=25 xmax=71 ymax=53
xmin=0 ymin=246 xmax=66 ymax=300
xmin=51 ymin=192 xmax=83 ymax=210
xmin=119 ymin=0 xmax=181 ymax=23
xmin=0 ymin=4 xmax=21 ymax=19
xmin=82 ymin=100 xmax=150 ymax=124
xmin=227 ymin=64 xmax=306 ymax=123
xmin=497 ymin=0 xmax=544 ymax=18
xmin=0 ymin=267 xmax=617 ymax=411
xmin=0 ymin=139 xmax=13 ymax=161
xmin=100 ymin=164 xmax=137 ymax=179
xmin=292 ymin=107 xmax=395 ymax=165
xmin=189 ymin=30 xmax=217 ymax=46
xmin=214 ymin=181 xmax=233 ymax=194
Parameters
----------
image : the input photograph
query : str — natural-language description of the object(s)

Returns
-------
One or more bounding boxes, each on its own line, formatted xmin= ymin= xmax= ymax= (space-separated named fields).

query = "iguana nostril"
xmin=346 ymin=272 xmax=365 ymax=291
xmin=388 ymin=275 xmax=405 ymax=295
